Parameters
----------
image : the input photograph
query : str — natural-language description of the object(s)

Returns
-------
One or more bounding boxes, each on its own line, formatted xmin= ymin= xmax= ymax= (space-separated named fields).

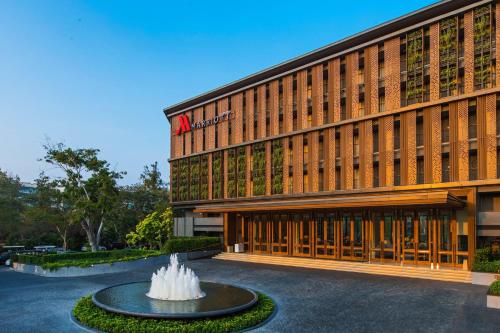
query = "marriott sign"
xmin=175 ymin=110 xmax=232 ymax=136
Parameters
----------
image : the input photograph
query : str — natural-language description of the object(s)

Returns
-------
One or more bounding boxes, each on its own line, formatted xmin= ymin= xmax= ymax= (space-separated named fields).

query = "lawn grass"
xmin=73 ymin=292 xmax=275 ymax=333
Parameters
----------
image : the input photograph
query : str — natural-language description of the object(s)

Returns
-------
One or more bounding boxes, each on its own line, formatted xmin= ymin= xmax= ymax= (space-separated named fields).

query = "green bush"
xmin=472 ymin=247 xmax=500 ymax=273
xmin=163 ymin=236 xmax=221 ymax=254
xmin=73 ymin=292 xmax=275 ymax=333
xmin=14 ymin=249 xmax=162 ymax=270
xmin=489 ymin=280 xmax=500 ymax=296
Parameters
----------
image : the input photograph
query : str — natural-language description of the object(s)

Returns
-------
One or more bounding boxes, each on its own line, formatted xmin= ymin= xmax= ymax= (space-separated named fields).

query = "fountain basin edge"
xmin=92 ymin=281 xmax=258 ymax=319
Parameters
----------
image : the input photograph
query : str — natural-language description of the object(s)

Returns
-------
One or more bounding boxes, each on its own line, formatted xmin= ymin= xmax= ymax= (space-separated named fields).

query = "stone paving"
xmin=0 ymin=259 xmax=498 ymax=333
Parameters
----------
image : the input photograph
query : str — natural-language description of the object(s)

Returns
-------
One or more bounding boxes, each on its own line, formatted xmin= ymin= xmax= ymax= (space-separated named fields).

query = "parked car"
xmin=33 ymin=245 xmax=58 ymax=253
xmin=0 ymin=246 xmax=27 ymax=265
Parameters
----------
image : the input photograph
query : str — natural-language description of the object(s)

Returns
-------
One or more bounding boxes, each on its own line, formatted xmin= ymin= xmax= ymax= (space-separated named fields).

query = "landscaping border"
xmin=12 ymin=250 xmax=219 ymax=277
xmin=72 ymin=292 xmax=275 ymax=333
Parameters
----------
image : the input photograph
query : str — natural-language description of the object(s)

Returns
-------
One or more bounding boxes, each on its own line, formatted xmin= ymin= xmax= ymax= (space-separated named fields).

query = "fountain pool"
xmin=91 ymin=253 xmax=257 ymax=319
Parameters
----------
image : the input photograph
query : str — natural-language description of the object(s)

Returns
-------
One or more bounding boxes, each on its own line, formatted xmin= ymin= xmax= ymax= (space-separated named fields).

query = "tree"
xmin=140 ymin=162 xmax=164 ymax=191
xmin=42 ymin=143 xmax=125 ymax=252
xmin=24 ymin=173 xmax=75 ymax=250
xmin=126 ymin=207 xmax=173 ymax=249
xmin=0 ymin=169 xmax=23 ymax=243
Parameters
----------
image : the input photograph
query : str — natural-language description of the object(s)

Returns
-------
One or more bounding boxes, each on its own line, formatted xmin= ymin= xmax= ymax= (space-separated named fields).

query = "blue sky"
xmin=0 ymin=0 xmax=436 ymax=185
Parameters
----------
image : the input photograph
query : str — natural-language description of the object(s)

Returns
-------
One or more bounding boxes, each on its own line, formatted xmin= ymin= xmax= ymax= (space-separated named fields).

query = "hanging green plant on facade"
xmin=178 ymin=158 xmax=189 ymax=201
xmin=406 ymin=29 xmax=424 ymax=104
xmin=189 ymin=156 xmax=200 ymax=201
xmin=170 ymin=160 xmax=178 ymax=202
xmin=271 ymin=139 xmax=284 ymax=195
xmin=439 ymin=17 xmax=458 ymax=96
xmin=227 ymin=149 xmax=237 ymax=198
xmin=473 ymin=5 xmax=492 ymax=90
xmin=200 ymin=154 xmax=209 ymax=200
xmin=212 ymin=151 xmax=223 ymax=199
xmin=252 ymin=143 xmax=266 ymax=196
xmin=237 ymin=147 xmax=246 ymax=197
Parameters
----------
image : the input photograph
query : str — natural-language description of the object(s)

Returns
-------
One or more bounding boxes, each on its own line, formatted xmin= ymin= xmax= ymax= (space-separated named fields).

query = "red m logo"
xmin=175 ymin=115 xmax=191 ymax=135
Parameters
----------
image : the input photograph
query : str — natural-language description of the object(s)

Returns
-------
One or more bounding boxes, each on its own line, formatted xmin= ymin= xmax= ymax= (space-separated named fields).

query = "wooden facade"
xmin=167 ymin=1 xmax=500 ymax=270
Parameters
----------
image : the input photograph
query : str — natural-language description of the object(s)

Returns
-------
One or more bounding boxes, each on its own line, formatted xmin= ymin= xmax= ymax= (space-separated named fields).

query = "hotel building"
xmin=166 ymin=0 xmax=500 ymax=270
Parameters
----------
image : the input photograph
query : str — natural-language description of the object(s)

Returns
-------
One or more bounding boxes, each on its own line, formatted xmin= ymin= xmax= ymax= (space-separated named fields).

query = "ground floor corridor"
xmin=229 ymin=208 xmax=471 ymax=269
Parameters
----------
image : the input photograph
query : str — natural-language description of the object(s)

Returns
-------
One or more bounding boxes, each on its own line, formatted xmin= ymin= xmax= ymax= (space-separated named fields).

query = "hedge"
xmin=73 ymin=292 xmax=275 ymax=333
xmin=472 ymin=247 xmax=500 ymax=273
xmin=163 ymin=236 xmax=221 ymax=254
xmin=489 ymin=280 xmax=500 ymax=296
xmin=14 ymin=249 xmax=163 ymax=270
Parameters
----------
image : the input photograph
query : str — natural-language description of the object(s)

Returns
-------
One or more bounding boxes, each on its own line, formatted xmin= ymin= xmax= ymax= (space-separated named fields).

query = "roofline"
xmin=163 ymin=0 xmax=490 ymax=119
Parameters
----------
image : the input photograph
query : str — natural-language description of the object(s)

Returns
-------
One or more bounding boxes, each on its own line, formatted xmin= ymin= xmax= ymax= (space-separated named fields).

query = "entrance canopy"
xmin=194 ymin=190 xmax=464 ymax=213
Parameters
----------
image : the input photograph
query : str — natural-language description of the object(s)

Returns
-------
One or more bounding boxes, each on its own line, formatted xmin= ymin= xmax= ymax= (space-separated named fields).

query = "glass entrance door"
xmin=402 ymin=215 xmax=416 ymax=263
xmin=292 ymin=214 xmax=312 ymax=257
xmin=271 ymin=214 xmax=288 ymax=256
xmin=252 ymin=215 xmax=269 ymax=254
xmin=438 ymin=214 xmax=454 ymax=266
xmin=315 ymin=214 xmax=337 ymax=258
xmin=341 ymin=215 xmax=352 ymax=259
xmin=417 ymin=214 xmax=431 ymax=263
xmin=236 ymin=216 xmax=250 ymax=252
xmin=370 ymin=214 xmax=382 ymax=260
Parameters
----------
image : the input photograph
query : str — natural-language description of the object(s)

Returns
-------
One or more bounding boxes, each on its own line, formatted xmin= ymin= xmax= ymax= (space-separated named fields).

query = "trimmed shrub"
xmin=163 ymin=236 xmax=221 ymax=254
xmin=73 ymin=292 xmax=275 ymax=333
xmin=13 ymin=249 xmax=162 ymax=270
xmin=489 ymin=280 xmax=500 ymax=296
xmin=472 ymin=247 xmax=500 ymax=273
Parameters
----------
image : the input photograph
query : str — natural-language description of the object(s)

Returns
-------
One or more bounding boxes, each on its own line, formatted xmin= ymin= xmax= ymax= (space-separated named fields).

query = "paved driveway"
xmin=0 ymin=259 xmax=498 ymax=333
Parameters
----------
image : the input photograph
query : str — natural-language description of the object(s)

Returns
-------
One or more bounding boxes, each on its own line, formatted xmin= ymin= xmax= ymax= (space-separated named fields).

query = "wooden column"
xmin=223 ymin=213 xmax=229 ymax=249
xmin=218 ymin=99 xmax=229 ymax=148
xmin=478 ymin=94 xmax=497 ymax=179
xmin=292 ymin=134 xmax=304 ymax=194
xmin=424 ymin=106 xmax=442 ymax=184
xmin=329 ymin=59 xmax=341 ymax=123
xmin=312 ymin=64 xmax=324 ymax=126
xmin=429 ymin=23 xmax=440 ymax=102
xmin=170 ymin=116 xmax=178 ymax=158
xmin=497 ymin=3 xmax=500 ymax=87
xmin=232 ymin=94 xmax=243 ymax=145
xmin=257 ymin=85 xmax=267 ymax=139
xmin=283 ymin=75 xmax=294 ymax=134
xmin=464 ymin=10 xmax=474 ymax=94
xmin=365 ymin=45 xmax=379 ymax=115
xmin=205 ymin=103 xmax=216 ymax=150
xmin=400 ymin=111 xmax=417 ymax=185
xmin=385 ymin=38 xmax=401 ymax=112
xmin=450 ymin=100 xmax=470 ymax=181
xmin=359 ymin=120 xmax=373 ymax=188
xmin=193 ymin=107 xmax=203 ymax=153
xmin=379 ymin=116 xmax=394 ymax=186
xmin=245 ymin=89 xmax=254 ymax=141
xmin=310 ymin=131 xmax=319 ymax=192
xmin=297 ymin=70 xmax=308 ymax=129
xmin=346 ymin=52 xmax=360 ymax=119
xmin=269 ymin=80 xmax=280 ymax=136
xmin=324 ymin=128 xmax=336 ymax=191
xmin=341 ymin=124 xmax=354 ymax=190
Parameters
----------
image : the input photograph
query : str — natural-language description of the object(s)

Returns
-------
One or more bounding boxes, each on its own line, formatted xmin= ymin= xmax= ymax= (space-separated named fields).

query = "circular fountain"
xmin=92 ymin=254 xmax=257 ymax=319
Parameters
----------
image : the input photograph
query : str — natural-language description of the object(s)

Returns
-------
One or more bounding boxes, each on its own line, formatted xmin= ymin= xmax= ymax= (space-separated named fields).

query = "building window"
xmin=394 ymin=160 xmax=401 ymax=186
xmin=394 ymin=120 xmax=401 ymax=150
xmin=442 ymin=153 xmax=450 ymax=182
xmin=468 ymin=100 xmax=477 ymax=139
xmin=319 ymin=132 xmax=324 ymax=161
xmin=279 ymin=80 xmax=284 ymax=134
xmin=417 ymin=157 xmax=424 ymax=184
xmin=214 ymin=103 xmax=219 ymax=148
xmin=202 ymin=107 xmax=206 ymax=151
xmin=441 ymin=107 xmax=450 ymax=143
xmin=416 ymin=115 xmax=424 ymax=147
xmin=293 ymin=76 xmax=298 ymax=131
xmin=253 ymin=88 xmax=258 ymax=137
xmin=469 ymin=151 xmax=478 ymax=181
xmin=373 ymin=124 xmax=379 ymax=153
xmin=473 ymin=5 xmax=493 ymax=91
xmin=288 ymin=140 xmax=293 ymax=194
xmin=379 ymin=95 xmax=385 ymax=113
xmin=242 ymin=93 xmax=247 ymax=141
xmin=335 ymin=129 xmax=341 ymax=158
xmin=353 ymin=133 xmax=360 ymax=158
xmin=496 ymin=95 xmax=500 ymax=135
xmin=335 ymin=167 xmax=341 ymax=190
xmin=497 ymin=148 xmax=500 ymax=178
xmin=373 ymin=163 xmax=379 ymax=187
xmin=266 ymin=85 xmax=270 ymax=137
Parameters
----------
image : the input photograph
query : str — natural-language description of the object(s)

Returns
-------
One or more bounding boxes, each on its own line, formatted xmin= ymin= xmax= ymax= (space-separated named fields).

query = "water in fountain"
xmin=146 ymin=253 xmax=205 ymax=301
